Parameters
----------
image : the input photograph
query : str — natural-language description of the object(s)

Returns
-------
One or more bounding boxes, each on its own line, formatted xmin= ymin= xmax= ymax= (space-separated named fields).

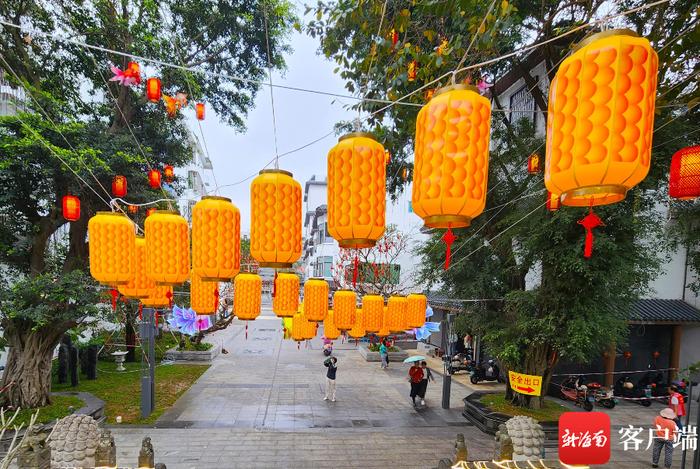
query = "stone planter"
xmin=358 ymin=344 xmax=408 ymax=362
xmin=164 ymin=344 xmax=220 ymax=362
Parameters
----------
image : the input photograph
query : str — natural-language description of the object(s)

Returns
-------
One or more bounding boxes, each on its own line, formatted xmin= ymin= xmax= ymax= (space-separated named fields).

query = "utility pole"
xmin=140 ymin=308 xmax=156 ymax=418
xmin=441 ymin=313 xmax=454 ymax=409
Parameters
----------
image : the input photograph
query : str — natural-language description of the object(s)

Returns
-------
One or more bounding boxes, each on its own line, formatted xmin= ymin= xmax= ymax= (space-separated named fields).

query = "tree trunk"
xmin=1 ymin=325 xmax=65 ymax=408
xmin=514 ymin=342 xmax=552 ymax=410
xmin=63 ymin=212 xmax=90 ymax=273
xmin=125 ymin=319 xmax=136 ymax=362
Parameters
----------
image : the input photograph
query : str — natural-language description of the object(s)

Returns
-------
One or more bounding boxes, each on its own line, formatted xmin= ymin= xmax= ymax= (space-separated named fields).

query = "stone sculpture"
xmin=48 ymin=414 xmax=99 ymax=468
xmin=17 ymin=426 xmax=50 ymax=469
xmin=494 ymin=415 xmax=545 ymax=461
xmin=95 ymin=428 xmax=117 ymax=467
xmin=138 ymin=436 xmax=155 ymax=468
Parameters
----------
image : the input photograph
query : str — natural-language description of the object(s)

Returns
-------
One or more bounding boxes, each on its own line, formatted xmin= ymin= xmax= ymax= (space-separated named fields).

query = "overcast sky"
xmin=184 ymin=25 xmax=354 ymax=233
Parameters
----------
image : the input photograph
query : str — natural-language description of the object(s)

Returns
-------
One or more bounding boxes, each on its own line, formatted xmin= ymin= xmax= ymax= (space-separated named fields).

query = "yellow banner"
xmin=508 ymin=370 xmax=543 ymax=396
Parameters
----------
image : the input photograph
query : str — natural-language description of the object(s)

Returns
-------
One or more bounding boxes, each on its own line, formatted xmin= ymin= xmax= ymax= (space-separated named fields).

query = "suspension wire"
xmin=453 ymin=0 xmax=499 ymax=82
xmin=263 ymin=1 xmax=280 ymax=168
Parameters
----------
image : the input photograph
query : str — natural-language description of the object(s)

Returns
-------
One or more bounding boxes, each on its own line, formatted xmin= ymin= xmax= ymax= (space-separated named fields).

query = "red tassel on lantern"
xmin=352 ymin=254 xmax=360 ymax=288
xmin=109 ymin=288 xmax=119 ymax=311
xmin=62 ymin=195 xmax=81 ymax=221
xmin=577 ymin=207 xmax=605 ymax=259
xmin=148 ymin=169 xmax=161 ymax=189
xmin=272 ymin=271 xmax=278 ymax=297
xmin=166 ymin=290 xmax=173 ymax=308
xmin=112 ymin=175 xmax=127 ymax=198
xmin=214 ymin=287 xmax=219 ymax=314
xmin=442 ymin=227 xmax=456 ymax=270
xmin=196 ymin=103 xmax=205 ymax=121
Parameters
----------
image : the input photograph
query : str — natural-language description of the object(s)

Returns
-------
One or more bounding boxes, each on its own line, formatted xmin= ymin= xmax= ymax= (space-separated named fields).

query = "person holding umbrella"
xmin=417 ymin=361 xmax=434 ymax=406
xmin=404 ymin=355 xmax=426 ymax=407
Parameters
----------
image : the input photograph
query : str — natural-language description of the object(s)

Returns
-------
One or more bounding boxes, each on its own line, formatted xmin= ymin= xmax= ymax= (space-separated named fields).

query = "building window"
xmin=315 ymin=256 xmax=333 ymax=278
xmin=509 ymin=78 xmax=538 ymax=126
xmin=188 ymin=170 xmax=197 ymax=190
xmin=317 ymin=222 xmax=332 ymax=244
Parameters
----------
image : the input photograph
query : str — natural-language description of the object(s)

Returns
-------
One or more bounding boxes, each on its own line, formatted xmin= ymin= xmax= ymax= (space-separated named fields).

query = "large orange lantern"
xmin=192 ymin=196 xmax=240 ymax=281
xmin=190 ymin=270 xmax=218 ymax=314
xmin=303 ymin=279 xmax=328 ymax=322
xmin=323 ymin=310 xmax=341 ymax=340
xmin=141 ymin=285 xmax=172 ymax=308
xmin=272 ymin=273 xmax=299 ymax=317
xmin=406 ymin=294 xmax=427 ymax=329
xmin=119 ymin=236 xmax=155 ymax=299
xmin=234 ymin=273 xmax=261 ymax=321
xmin=327 ymin=133 xmax=386 ymax=249
xmin=332 ymin=290 xmax=356 ymax=331
xmin=112 ymin=175 xmax=127 ymax=198
xmin=386 ymin=296 xmax=408 ymax=333
xmin=291 ymin=312 xmax=307 ymax=342
xmin=413 ymin=84 xmax=491 ymax=229
xmin=302 ymin=312 xmax=317 ymax=340
xmin=62 ymin=195 xmax=80 ymax=221
xmin=348 ymin=309 xmax=365 ymax=339
xmin=669 ymin=145 xmax=700 ymax=200
xmin=146 ymin=77 xmax=161 ymax=102
xmin=545 ymin=30 xmax=658 ymax=207
xmin=250 ymin=170 xmax=302 ymax=268
xmin=88 ymin=212 xmax=135 ymax=285
xmin=361 ymin=295 xmax=384 ymax=333
xmin=144 ymin=210 xmax=190 ymax=285
xmin=377 ymin=307 xmax=390 ymax=337
xmin=148 ymin=169 xmax=161 ymax=189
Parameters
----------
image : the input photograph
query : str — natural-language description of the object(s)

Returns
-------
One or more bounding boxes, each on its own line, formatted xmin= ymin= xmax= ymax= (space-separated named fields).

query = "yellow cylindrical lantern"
xmin=291 ymin=312 xmax=306 ymax=342
xmin=332 ymin=290 xmax=356 ymax=331
xmin=234 ymin=273 xmax=261 ymax=320
xmin=88 ymin=212 xmax=135 ymax=285
xmin=413 ymin=85 xmax=491 ymax=228
xmin=406 ymin=293 xmax=427 ymax=329
xmin=362 ymin=295 xmax=384 ymax=333
xmin=141 ymin=285 xmax=172 ymax=308
xmin=348 ymin=309 xmax=365 ymax=339
xmin=118 ymin=236 xmax=154 ymax=298
xmin=377 ymin=307 xmax=390 ymax=337
xmin=302 ymin=313 xmax=317 ymax=340
xmin=190 ymin=270 xmax=218 ymax=315
xmin=192 ymin=196 xmax=240 ymax=281
xmin=323 ymin=310 xmax=341 ymax=340
xmin=327 ymin=133 xmax=386 ymax=248
xmin=250 ymin=170 xmax=302 ymax=268
xmin=273 ymin=273 xmax=299 ymax=318
xmin=386 ymin=296 xmax=408 ymax=333
xmin=545 ymin=30 xmax=658 ymax=206
xmin=303 ymin=278 xmax=329 ymax=322
xmin=145 ymin=210 xmax=190 ymax=285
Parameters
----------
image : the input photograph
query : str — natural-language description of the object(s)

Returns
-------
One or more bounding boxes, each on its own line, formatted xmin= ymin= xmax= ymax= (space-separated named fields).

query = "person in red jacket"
xmin=408 ymin=363 xmax=424 ymax=407
xmin=668 ymin=384 xmax=686 ymax=429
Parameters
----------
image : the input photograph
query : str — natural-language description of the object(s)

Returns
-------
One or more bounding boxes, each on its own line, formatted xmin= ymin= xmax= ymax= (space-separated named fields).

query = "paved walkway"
xmin=107 ymin=305 xmax=698 ymax=468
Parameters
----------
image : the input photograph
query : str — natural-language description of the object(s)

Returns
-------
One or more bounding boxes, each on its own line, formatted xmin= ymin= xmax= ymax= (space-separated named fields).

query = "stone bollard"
xmin=138 ymin=436 xmax=155 ymax=468
xmin=94 ymin=429 xmax=117 ymax=467
xmin=454 ymin=433 xmax=468 ymax=462
xmin=16 ymin=426 xmax=50 ymax=469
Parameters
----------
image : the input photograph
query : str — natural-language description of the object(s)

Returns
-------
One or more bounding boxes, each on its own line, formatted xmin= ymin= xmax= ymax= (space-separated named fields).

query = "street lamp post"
xmin=140 ymin=308 xmax=156 ymax=418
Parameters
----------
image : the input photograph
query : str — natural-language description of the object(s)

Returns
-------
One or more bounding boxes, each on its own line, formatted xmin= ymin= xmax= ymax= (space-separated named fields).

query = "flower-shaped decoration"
xmin=168 ymin=305 xmax=210 ymax=336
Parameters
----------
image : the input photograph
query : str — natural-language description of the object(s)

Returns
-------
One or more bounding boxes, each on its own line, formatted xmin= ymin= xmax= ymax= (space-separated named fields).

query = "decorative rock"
xmin=138 ymin=436 xmax=155 ymax=468
xmin=95 ymin=428 xmax=117 ymax=467
xmin=48 ymin=414 xmax=99 ymax=468
xmin=17 ymin=426 xmax=50 ymax=469
xmin=494 ymin=416 xmax=545 ymax=461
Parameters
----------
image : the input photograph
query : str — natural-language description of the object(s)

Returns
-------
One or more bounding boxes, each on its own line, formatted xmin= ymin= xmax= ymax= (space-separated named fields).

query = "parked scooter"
xmin=446 ymin=352 xmax=474 ymax=375
xmin=470 ymin=359 xmax=504 ymax=384
xmin=559 ymin=376 xmax=596 ymax=411
xmin=578 ymin=378 xmax=617 ymax=409
xmin=614 ymin=376 xmax=652 ymax=406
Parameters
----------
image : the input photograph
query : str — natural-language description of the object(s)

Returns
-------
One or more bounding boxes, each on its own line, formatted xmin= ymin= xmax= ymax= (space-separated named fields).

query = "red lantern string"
xmin=352 ymin=253 xmax=359 ymax=288
xmin=109 ymin=289 xmax=119 ymax=311
xmin=577 ymin=205 xmax=605 ymax=259
xmin=442 ymin=227 xmax=456 ymax=270
xmin=166 ymin=290 xmax=173 ymax=308
xmin=272 ymin=271 xmax=278 ymax=297
xmin=139 ymin=303 xmax=143 ymax=321
xmin=214 ymin=288 xmax=219 ymax=314
xmin=155 ymin=311 xmax=159 ymax=327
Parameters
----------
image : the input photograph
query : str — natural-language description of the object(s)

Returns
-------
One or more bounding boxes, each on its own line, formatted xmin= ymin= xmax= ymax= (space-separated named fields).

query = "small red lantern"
xmin=62 ymin=195 xmax=80 ymax=221
xmin=407 ymin=60 xmax=417 ymax=82
xmin=652 ymin=351 xmax=660 ymax=359
xmin=195 ymin=103 xmax=205 ymax=121
xmin=146 ymin=207 xmax=156 ymax=217
xmin=126 ymin=61 xmax=141 ymax=84
xmin=112 ymin=175 xmax=127 ymax=198
xmin=669 ymin=145 xmax=700 ymax=200
xmin=127 ymin=204 xmax=138 ymax=215
xmin=148 ymin=169 xmax=161 ymax=189
xmin=164 ymin=165 xmax=174 ymax=183
xmin=384 ymin=150 xmax=391 ymax=165
xmin=527 ymin=153 xmax=541 ymax=174
xmin=146 ymin=77 xmax=162 ymax=102
xmin=546 ymin=191 xmax=560 ymax=212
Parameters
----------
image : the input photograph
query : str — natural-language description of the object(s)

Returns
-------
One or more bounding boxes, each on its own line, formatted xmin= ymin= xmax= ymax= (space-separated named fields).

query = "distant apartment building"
xmin=175 ymin=133 xmax=216 ymax=222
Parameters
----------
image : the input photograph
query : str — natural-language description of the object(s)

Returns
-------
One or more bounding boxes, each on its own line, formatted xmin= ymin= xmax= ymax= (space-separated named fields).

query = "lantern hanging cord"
xmin=358 ymin=0 xmax=388 ymax=119
xmin=109 ymin=197 xmax=176 ymax=208
xmin=263 ymin=2 xmax=280 ymax=169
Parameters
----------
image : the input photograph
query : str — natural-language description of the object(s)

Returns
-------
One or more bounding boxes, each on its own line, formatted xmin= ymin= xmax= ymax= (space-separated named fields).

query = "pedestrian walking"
xmin=667 ymin=384 xmax=686 ymax=430
xmin=408 ymin=362 xmax=424 ymax=407
xmin=652 ymin=408 xmax=678 ymax=468
xmin=323 ymin=356 xmax=337 ymax=402
xmin=380 ymin=340 xmax=389 ymax=369
xmin=417 ymin=361 xmax=434 ymax=406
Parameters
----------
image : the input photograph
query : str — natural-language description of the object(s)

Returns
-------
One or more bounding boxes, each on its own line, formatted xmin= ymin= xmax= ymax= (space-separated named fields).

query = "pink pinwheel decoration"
xmin=109 ymin=62 xmax=141 ymax=87
xmin=476 ymin=79 xmax=492 ymax=95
